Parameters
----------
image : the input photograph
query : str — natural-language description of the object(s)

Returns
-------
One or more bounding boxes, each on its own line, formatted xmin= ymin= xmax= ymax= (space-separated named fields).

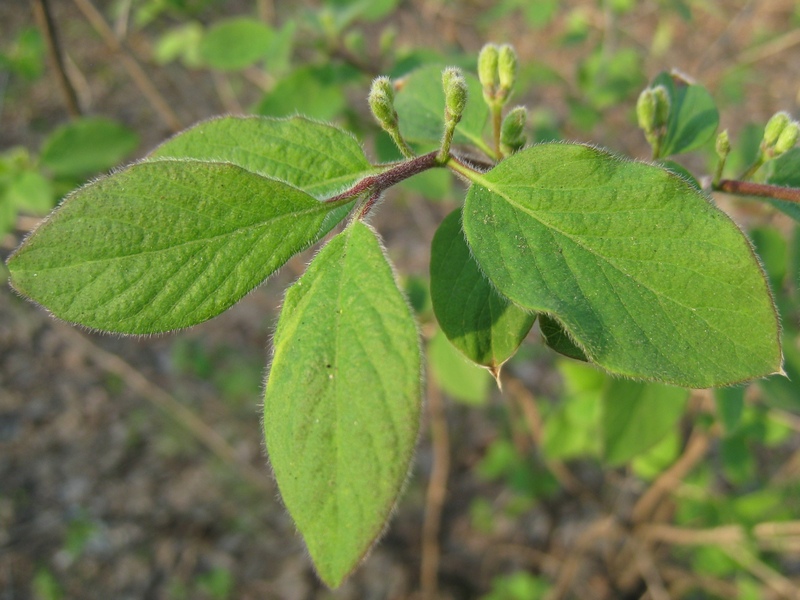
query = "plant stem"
xmin=31 ymin=0 xmax=81 ymax=118
xmin=326 ymin=151 xmax=441 ymax=205
xmin=446 ymin=155 xmax=490 ymax=184
xmin=715 ymin=179 xmax=800 ymax=204
xmin=739 ymin=155 xmax=765 ymax=181
xmin=492 ymin=104 xmax=503 ymax=158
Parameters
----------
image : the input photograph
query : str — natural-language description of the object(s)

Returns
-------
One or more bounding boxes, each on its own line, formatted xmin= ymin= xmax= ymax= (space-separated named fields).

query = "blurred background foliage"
xmin=2 ymin=0 xmax=800 ymax=598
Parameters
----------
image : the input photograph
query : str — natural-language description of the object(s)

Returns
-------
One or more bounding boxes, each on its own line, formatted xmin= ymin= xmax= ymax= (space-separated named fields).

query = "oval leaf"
xmin=428 ymin=328 xmax=491 ymax=405
xmin=149 ymin=115 xmax=377 ymax=200
xmin=7 ymin=160 xmax=354 ymax=333
xmin=430 ymin=208 xmax=534 ymax=374
xmin=264 ymin=221 xmax=421 ymax=588
xmin=395 ymin=64 xmax=490 ymax=155
xmin=463 ymin=143 xmax=782 ymax=388
xmin=602 ymin=379 xmax=689 ymax=465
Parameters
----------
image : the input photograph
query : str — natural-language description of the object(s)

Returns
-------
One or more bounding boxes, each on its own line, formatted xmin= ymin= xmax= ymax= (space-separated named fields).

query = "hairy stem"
xmin=326 ymin=151 xmax=441 ymax=205
xmin=715 ymin=179 xmax=800 ymax=204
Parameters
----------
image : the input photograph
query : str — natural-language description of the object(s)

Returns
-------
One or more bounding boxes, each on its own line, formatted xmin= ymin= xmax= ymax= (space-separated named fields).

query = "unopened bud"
xmin=368 ymin=76 xmax=397 ymax=130
xmin=497 ymin=44 xmax=518 ymax=96
xmin=442 ymin=67 xmax=467 ymax=123
xmin=763 ymin=111 xmax=791 ymax=147
xmin=500 ymin=106 xmax=527 ymax=152
xmin=715 ymin=129 xmax=730 ymax=159
xmin=478 ymin=44 xmax=499 ymax=94
xmin=652 ymin=85 xmax=670 ymax=128
xmin=636 ymin=88 xmax=657 ymax=133
xmin=774 ymin=121 xmax=800 ymax=155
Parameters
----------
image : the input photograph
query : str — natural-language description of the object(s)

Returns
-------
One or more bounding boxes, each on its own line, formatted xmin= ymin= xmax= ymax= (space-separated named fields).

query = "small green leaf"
xmin=150 ymin=115 xmax=376 ymax=199
xmin=264 ymin=221 xmax=420 ymax=587
xmin=653 ymin=71 xmax=719 ymax=157
xmin=602 ymin=379 xmax=689 ymax=465
xmin=430 ymin=209 xmax=534 ymax=373
xmin=463 ymin=143 xmax=781 ymax=387
xmin=428 ymin=328 xmax=491 ymax=405
xmin=395 ymin=65 xmax=490 ymax=155
xmin=40 ymin=117 xmax=139 ymax=178
xmin=199 ymin=17 xmax=274 ymax=71
xmin=7 ymin=160 xmax=354 ymax=333
xmin=538 ymin=314 xmax=587 ymax=362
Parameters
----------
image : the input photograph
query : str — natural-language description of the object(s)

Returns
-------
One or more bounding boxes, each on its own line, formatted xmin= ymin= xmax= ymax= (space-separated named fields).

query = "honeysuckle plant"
xmin=6 ymin=43 xmax=799 ymax=587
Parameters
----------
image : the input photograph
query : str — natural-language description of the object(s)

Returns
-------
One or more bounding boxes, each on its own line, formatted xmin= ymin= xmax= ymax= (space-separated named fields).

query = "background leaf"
xmin=40 ymin=117 xmax=139 ymax=178
xmin=428 ymin=328 xmax=491 ymax=405
xmin=653 ymin=71 xmax=719 ymax=157
xmin=602 ymin=379 xmax=689 ymax=465
xmin=264 ymin=221 xmax=421 ymax=587
xmin=463 ymin=143 xmax=781 ymax=387
xmin=430 ymin=208 xmax=534 ymax=373
xmin=198 ymin=17 xmax=274 ymax=71
xmin=7 ymin=160 xmax=354 ymax=333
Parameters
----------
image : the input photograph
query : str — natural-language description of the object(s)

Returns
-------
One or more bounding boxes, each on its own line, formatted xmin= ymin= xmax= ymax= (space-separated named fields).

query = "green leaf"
xmin=462 ymin=143 xmax=781 ymax=388
xmin=40 ymin=117 xmax=139 ymax=178
xmin=264 ymin=221 xmax=420 ymax=587
xmin=7 ymin=160 xmax=354 ymax=334
xmin=199 ymin=17 xmax=274 ymax=71
xmin=428 ymin=328 xmax=491 ymax=405
xmin=394 ymin=65 xmax=491 ymax=155
xmin=256 ymin=64 xmax=360 ymax=121
xmin=653 ymin=71 xmax=719 ymax=157
xmin=430 ymin=209 xmax=534 ymax=373
xmin=149 ymin=115 xmax=376 ymax=199
xmin=538 ymin=313 xmax=587 ymax=361
xmin=602 ymin=379 xmax=689 ymax=465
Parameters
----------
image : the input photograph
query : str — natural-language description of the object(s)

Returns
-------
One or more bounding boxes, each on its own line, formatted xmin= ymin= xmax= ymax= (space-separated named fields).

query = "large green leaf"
xmin=7 ymin=160 xmax=354 ymax=334
xmin=264 ymin=221 xmax=420 ymax=587
xmin=430 ymin=209 xmax=534 ymax=374
xmin=394 ymin=64 xmax=491 ymax=155
xmin=149 ymin=116 xmax=377 ymax=199
xmin=653 ymin=71 xmax=719 ymax=158
xmin=602 ymin=379 xmax=689 ymax=465
xmin=463 ymin=143 xmax=781 ymax=388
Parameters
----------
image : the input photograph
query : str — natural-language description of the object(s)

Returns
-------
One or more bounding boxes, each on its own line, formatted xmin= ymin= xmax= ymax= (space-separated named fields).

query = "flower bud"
xmin=368 ymin=76 xmax=397 ymax=130
xmin=636 ymin=88 xmax=657 ymax=134
xmin=500 ymin=106 xmax=527 ymax=152
xmin=442 ymin=67 xmax=467 ymax=124
xmin=763 ymin=111 xmax=791 ymax=147
xmin=478 ymin=44 xmax=499 ymax=95
xmin=715 ymin=129 xmax=730 ymax=160
xmin=497 ymin=44 xmax=518 ymax=95
xmin=652 ymin=85 xmax=670 ymax=128
xmin=774 ymin=121 xmax=799 ymax=155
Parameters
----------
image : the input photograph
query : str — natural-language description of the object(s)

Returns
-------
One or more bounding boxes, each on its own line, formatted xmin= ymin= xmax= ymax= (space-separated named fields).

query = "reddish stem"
xmin=715 ymin=179 xmax=800 ymax=204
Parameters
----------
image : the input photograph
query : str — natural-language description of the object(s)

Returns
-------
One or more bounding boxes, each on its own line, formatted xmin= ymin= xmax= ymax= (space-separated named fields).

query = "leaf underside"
xmin=463 ymin=143 xmax=781 ymax=388
xmin=7 ymin=160 xmax=354 ymax=333
xmin=430 ymin=208 xmax=535 ymax=371
xmin=264 ymin=221 xmax=421 ymax=588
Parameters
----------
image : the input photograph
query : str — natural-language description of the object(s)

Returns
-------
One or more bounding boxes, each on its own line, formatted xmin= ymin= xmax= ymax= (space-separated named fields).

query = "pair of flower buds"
xmin=368 ymin=43 xmax=528 ymax=160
